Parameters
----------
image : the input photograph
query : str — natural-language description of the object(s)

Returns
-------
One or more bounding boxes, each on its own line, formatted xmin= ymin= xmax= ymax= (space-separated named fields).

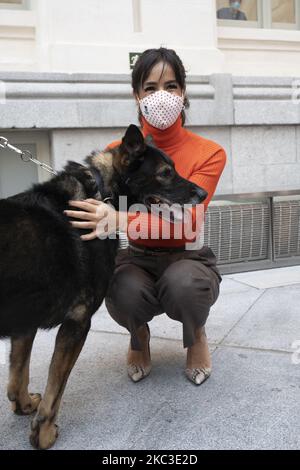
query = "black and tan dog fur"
xmin=0 ymin=125 xmax=206 ymax=449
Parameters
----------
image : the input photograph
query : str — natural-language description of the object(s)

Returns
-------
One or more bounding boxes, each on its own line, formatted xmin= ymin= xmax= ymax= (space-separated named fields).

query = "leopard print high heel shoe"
xmin=127 ymin=324 xmax=151 ymax=383
xmin=185 ymin=367 xmax=211 ymax=386
xmin=185 ymin=326 xmax=212 ymax=386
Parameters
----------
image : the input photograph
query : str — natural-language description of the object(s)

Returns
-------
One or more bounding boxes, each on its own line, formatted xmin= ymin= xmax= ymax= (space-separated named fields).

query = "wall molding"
xmin=0 ymin=10 xmax=35 ymax=40
xmin=0 ymin=72 xmax=299 ymax=129
xmin=218 ymin=26 xmax=300 ymax=52
xmin=0 ymin=72 xmax=232 ymax=128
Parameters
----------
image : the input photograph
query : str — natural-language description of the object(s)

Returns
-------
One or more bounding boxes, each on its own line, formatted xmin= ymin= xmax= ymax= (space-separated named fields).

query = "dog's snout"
xmin=192 ymin=186 xmax=207 ymax=202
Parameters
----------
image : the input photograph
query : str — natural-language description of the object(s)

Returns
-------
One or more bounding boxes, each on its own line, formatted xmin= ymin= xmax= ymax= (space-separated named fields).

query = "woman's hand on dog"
xmin=64 ymin=199 xmax=121 ymax=241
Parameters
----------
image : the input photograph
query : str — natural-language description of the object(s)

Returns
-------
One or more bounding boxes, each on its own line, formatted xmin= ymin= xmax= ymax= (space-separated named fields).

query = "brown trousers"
xmin=105 ymin=244 xmax=222 ymax=350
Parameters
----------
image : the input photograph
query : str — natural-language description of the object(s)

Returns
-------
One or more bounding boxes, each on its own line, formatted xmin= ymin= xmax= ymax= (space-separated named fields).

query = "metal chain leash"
xmin=0 ymin=136 xmax=57 ymax=176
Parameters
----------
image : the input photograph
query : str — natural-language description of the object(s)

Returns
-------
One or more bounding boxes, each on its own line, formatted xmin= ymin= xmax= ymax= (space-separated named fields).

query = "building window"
xmin=272 ymin=0 xmax=297 ymax=29
xmin=216 ymin=0 xmax=300 ymax=30
xmin=0 ymin=0 xmax=29 ymax=9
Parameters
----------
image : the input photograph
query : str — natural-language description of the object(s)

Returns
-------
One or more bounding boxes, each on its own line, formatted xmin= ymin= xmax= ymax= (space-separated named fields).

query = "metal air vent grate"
xmin=204 ymin=203 xmax=270 ymax=264
xmin=273 ymin=200 xmax=300 ymax=259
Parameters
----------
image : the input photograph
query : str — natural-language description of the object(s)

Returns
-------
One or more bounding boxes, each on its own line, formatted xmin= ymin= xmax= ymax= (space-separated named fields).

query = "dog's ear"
xmin=120 ymin=125 xmax=146 ymax=164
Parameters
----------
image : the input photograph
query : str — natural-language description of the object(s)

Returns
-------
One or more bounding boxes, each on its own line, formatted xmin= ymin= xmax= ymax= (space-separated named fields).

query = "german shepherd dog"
xmin=0 ymin=124 xmax=207 ymax=449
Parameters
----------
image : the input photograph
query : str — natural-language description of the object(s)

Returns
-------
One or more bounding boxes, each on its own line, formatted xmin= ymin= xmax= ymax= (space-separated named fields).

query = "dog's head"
xmin=65 ymin=124 xmax=207 ymax=213
xmin=109 ymin=124 xmax=207 ymax=210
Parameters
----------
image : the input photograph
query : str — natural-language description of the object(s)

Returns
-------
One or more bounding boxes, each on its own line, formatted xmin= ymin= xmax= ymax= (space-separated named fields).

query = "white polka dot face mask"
xmin=139 ymin=90 xmax=185 ymax=130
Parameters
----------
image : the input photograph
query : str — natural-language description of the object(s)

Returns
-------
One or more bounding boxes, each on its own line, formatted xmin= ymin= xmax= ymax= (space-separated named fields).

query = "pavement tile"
xmin=228 ymin=266 xmax=300 ymax=289
xmin=223 ymin=284 xmax=300 ymax=352
xmin=1 ymin=331 xmax=299 ymax=450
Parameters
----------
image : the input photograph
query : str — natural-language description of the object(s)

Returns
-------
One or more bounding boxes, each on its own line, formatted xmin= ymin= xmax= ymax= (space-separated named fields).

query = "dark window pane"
xmin=217 ymin=0 xmax=258 ymax=21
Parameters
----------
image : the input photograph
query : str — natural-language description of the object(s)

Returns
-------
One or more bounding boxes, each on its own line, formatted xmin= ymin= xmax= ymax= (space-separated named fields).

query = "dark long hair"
xmin=131 ymin=47 xmax=190 ymax=126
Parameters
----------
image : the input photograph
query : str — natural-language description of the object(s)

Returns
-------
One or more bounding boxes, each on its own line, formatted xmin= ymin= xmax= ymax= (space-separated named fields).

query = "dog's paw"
xmin=10 ymin=393 xmax=42 ymax=416
xmin=30 ymin=414 xmax=59 ymax=450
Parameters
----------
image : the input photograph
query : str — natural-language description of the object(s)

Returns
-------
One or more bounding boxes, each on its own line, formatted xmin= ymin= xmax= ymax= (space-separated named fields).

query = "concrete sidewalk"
xmin=1 ymin=266 xmax=300 ymax=450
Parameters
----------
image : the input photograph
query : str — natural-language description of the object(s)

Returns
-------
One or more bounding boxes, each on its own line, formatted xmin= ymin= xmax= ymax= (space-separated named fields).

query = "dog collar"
xmin=89 ymin=167 xmax=113 ymax=204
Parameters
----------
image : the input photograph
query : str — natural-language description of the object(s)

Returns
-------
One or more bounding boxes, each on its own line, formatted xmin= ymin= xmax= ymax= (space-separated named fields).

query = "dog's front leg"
xmin=7 ymin=330 xmax=41 ymax=415
xmin=30 ymin=315 xmax=91 ymax=450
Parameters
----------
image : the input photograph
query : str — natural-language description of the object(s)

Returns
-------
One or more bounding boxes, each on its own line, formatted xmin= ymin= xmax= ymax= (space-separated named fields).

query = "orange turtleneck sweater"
xmin=106 ymin=116 xmax=226 ymax=248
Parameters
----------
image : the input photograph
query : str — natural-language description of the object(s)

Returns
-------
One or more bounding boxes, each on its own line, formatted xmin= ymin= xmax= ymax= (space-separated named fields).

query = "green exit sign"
xmin=129 ymin=52 xmax=142 ymax=70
